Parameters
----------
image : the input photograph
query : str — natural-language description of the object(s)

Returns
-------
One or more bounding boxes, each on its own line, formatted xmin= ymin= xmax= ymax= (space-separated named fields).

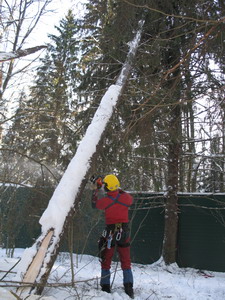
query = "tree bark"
xmin=163 ymin=104 xmax=181 ymax=264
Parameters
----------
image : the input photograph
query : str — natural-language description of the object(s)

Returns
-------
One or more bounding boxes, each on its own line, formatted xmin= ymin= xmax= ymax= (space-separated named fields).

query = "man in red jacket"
xmin=91 ymin=174 xmax=134 ymax=298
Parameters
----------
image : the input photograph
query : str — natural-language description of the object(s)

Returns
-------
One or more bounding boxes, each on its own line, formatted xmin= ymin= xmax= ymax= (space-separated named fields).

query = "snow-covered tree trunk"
xmin=16 ymin=19 xmax=145 ymax=297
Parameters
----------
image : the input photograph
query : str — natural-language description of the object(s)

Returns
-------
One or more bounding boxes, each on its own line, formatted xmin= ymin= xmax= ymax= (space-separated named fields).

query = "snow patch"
xmin=1 ymin=249 xmax=225 ymax=300
xmin=0 ymin=288 xmax=55 ymax=299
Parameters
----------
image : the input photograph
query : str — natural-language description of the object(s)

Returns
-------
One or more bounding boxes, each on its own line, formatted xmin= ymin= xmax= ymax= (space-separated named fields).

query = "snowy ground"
xmin=0 ymin=248 xmax=225 ymax=299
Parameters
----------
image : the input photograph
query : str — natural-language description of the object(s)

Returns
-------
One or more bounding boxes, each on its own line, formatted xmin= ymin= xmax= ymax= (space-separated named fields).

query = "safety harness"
xmin=100 ymin=193 xmax=130 ymax=250
xmin=98 ymin=192 xmax=131 ymax=261
xmin=105 ymin=193 xmax=130 ymax=210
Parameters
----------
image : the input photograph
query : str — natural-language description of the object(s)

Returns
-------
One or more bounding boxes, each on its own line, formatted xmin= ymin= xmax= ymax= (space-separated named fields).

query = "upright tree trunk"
xmin=220 ymin=111 xmax=225 ymax=192
xmin=162 ymin=23 xmax=182 ymax=262
xmin=163 ymin=104 xmax=181 ymax=264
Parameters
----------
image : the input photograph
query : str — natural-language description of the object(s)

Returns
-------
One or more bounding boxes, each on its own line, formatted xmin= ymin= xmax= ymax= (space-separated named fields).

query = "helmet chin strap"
xmin=104 ymin=186 xmax=108 ymax=192
xmin=104 ymin=183 xmax=110 ymax=192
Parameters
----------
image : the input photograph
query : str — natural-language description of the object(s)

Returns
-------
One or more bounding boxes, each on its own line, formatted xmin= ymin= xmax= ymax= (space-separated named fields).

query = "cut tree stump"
xmin=17 ymin=230 xmax=54 ymax=296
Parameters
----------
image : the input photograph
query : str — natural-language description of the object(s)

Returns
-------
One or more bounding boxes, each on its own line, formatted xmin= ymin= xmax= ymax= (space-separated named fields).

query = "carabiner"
xmin=116 ymin=232 xmax=121 ymax=241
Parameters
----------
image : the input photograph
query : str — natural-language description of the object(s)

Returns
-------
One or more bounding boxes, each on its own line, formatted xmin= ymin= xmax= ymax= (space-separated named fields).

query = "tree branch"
xmin=0 ymin=45 xmax=47 ymax=62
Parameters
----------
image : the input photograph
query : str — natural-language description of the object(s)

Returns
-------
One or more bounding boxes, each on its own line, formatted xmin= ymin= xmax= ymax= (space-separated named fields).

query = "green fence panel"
xmin=129 ymin=193 xmax=165 ymax=264
xmin=0 ymin=185 xmax=52 ymax=248
xmin=177 ymin=194 xmax=225 ymax=272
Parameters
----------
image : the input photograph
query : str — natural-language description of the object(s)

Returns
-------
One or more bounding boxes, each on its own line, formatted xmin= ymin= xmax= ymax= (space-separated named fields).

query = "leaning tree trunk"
xmin=16 ymin=19 xmax=145 ymax=297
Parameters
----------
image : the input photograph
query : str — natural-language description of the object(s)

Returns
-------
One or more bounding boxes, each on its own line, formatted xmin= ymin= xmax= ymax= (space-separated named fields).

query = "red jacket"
xmin=92 ymin=189 xmax=133 ymax=225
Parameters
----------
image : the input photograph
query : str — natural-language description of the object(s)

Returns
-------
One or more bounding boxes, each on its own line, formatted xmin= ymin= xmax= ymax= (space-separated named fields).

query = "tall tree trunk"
xmin=163 ymin=104 xmax=181 ymax=264
xmin=219 ymin=104 xmax=225 ymax=192
xmin=162 ymin=18 xmax=182 ymax=262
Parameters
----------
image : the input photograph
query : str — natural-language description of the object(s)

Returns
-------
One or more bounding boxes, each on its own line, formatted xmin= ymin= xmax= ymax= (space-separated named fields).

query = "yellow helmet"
xmin=103 ymin=174 xmax=120 ymax=191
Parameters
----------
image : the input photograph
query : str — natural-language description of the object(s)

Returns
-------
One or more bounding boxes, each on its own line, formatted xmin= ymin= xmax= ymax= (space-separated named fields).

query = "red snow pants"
xmin=101 ymin=242 xmax=131 ymax=270
xmin=99 ymin=223 xmax=131 ymax=270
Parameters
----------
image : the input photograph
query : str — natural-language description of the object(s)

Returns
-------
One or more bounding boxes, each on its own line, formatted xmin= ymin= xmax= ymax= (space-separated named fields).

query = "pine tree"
xmin=3 ymin=10 xmax=83 ymax=185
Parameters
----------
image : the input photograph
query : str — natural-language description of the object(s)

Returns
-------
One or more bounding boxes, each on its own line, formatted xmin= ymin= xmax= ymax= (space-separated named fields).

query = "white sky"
xmin=31 ymin=0 xmax=86 ymax=45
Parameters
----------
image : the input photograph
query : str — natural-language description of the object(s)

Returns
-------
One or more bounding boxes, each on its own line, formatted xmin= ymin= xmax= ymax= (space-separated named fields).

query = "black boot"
xmin=124 ymin=282 xmax=134 ymax=298
xmin=101 ymin=284 xmax=111 ymax=293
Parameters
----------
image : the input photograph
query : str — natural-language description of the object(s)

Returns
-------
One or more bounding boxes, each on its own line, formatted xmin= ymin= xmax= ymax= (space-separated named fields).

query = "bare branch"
xmin=0 ymin=45 xmax=47 ymax=62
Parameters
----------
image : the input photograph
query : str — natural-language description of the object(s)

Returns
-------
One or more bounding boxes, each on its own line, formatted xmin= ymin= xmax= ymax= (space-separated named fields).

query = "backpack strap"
xmin=105 ymin=193 xmax=130 ymax=210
